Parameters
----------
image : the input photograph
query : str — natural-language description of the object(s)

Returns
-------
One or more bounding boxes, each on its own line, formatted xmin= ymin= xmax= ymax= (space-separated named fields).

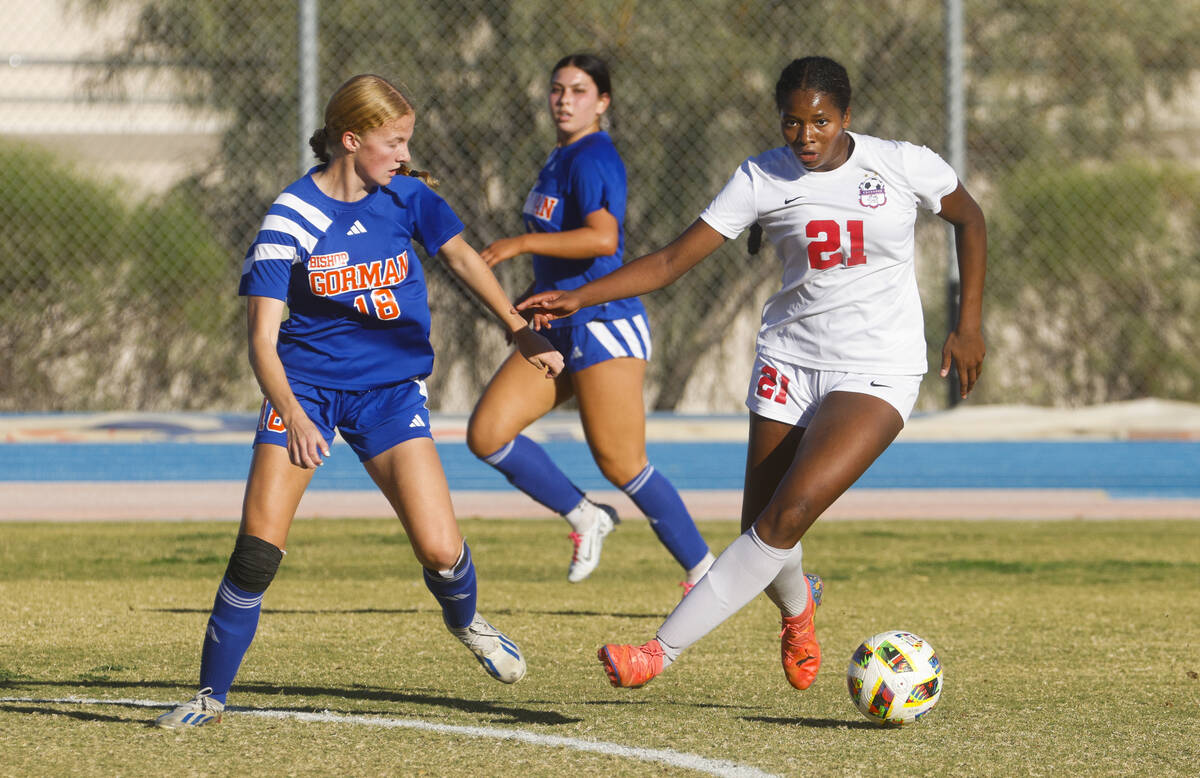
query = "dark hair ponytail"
xmin=774 ymin=56 xmax=852 ymax=114
xmin=308 ymin=127 xmax=330 ymax=163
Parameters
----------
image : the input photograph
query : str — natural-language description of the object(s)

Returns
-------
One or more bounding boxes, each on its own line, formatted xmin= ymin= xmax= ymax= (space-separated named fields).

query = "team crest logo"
xmin=858 ymin=174 xmax=887 ymax=208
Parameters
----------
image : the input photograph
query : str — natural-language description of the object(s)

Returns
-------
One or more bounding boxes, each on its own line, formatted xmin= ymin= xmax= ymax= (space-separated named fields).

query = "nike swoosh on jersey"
xmin=784 ymin=196 xmax=805 ymax=204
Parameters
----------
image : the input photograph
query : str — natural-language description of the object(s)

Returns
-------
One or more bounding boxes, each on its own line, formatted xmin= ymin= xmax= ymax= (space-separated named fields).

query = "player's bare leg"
xmin=605 ymin=392 xmax=901 ymax=688
xmin=740 ymin=415 xmax=824 ymax=687
xmin=239 ymin=443 xmax=317 ymax=549
xmin=753 ymin=392 xmax=901 ymax=689
xmin=468 ymin=350 xmax=618 ymax=581
xmin=364 ymin=437 xmax=463 ymax=571
xmin=156 ymin=445 xmax=313 ymax=728
xmin=573 ymin=357 xmax=649 ymax=486
xmin=467 ymin=348 xmax=572 ymax=459
xmin=365 ymin=438 xmax=526 ymax=683
xmin=576 ymin=358 xmax=712 ymax=586
xmin=752 ymin=391 xmax=902 ymax=548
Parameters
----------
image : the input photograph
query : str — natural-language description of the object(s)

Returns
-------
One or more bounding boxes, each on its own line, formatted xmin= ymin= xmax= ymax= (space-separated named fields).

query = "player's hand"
xmin=480 ymin=237 xmax=525 ymax=268
xmin=516 ymin=290 xmax=583 ymax=327
xmin=940 ymin=327 xmax=985 ymax=399
xmin=513 ymin=327 xmax=564 ymax=378
xmin=284 ymin=412 xmax=330 ymax=469
xmin=504 ymin=303 xmax=532 ymax=343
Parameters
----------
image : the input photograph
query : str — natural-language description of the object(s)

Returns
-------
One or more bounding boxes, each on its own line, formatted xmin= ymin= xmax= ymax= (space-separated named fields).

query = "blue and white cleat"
xmin=155 ymin=687 xmax=224 ymax=729
xmin=450 ymin=614 xmax=526 ymax=684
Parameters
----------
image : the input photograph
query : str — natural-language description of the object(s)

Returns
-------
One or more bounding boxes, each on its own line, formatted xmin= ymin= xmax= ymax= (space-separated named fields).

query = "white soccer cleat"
xmin=155 ymin=687 xmax=224 ymax=729
xmin=567 ymin=503 xmax=617 ymax=583
xmin=450 ymin=614 xmax=527 ymax=684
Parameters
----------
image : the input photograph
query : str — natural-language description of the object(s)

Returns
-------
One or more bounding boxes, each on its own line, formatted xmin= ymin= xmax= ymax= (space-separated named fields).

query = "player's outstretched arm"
xmin=246 ymin=296 xmax=330 ymax=468
xmin=518 ymin=218 xmax=726 ymax=321
xmin=937 ymin=183 xmax=988 ymax=398
xmin=481 ymin=208 xmax=619 ymax=268
xmin=438 ymin=234 xmax=565 ymax=378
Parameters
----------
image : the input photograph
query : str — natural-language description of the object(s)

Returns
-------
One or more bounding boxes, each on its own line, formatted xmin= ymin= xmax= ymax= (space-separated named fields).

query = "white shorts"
xmin=745 ymin=354 xmax=922 ymax=427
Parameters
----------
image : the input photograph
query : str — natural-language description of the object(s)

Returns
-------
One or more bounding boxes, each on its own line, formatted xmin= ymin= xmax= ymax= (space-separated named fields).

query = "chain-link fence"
xmin=2 ymin=0 xmax=1197 ymax=413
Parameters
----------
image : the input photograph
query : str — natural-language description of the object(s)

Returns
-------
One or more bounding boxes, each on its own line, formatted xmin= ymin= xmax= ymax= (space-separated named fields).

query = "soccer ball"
xmin=846 ymin=630 xmax=943 ymax=726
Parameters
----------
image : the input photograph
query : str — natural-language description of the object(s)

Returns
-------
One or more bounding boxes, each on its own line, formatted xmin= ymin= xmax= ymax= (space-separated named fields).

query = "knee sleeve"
xmin=224 ymin=534 xmax=283 ymax=594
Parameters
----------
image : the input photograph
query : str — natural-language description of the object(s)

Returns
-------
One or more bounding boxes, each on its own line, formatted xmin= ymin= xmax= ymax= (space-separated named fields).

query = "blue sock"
xmin=423 ymin=542 xmax=478 ymax=630
xmin=622 ymin=464 xmax=710 ymax=570
xmin=198 ymin=577 xmax=264 ymax=704
xmin=480 ymin=435 xmax=584 ymax=515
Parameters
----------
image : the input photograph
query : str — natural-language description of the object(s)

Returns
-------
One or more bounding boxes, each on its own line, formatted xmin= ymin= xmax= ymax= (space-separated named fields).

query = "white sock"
xmin=655 ymin=527 xmax=794 ymax=668
xmin=685 ymin=552 xmax=716 ymax=584
xmin=763 ymin=542 xmax=808 ymax=617
xmin=564 ymin=498 xmax=598 ymax=533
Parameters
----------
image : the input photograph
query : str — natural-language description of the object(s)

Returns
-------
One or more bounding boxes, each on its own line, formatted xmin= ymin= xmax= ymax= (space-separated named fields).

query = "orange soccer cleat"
xmin=597 ymin=640 xmax=664 ymax=688
xmin=779 ymin=577 xmax=822 ymax=690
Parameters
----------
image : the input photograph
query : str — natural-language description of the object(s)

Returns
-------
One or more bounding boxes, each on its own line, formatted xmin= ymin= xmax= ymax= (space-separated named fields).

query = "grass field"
xmin=2 ymin=516 xmax=1198 ymax=777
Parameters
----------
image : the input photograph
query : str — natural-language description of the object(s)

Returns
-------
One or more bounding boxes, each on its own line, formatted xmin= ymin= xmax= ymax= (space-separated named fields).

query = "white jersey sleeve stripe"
xmin=260 ymin=214 xmax=319 ymax=253
xmin=275 ymin=192 xmax=333 ymax=232
xmin=612 ymin=318 xmax=646 ymax=359
xmin=240 ymin=242 xmax=296 ymax=277
xmin=632 ymin=314 xmax=653 ymax=360
xmin=585 ymin=321 xmax=628 ymax=358
xmin=252 ymin=243 xmax=297 ymax=261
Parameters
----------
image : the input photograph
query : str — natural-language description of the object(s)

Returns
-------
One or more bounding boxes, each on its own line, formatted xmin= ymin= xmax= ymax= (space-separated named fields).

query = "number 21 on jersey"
xmin=806 ymin=219 xmax=866 ymax=270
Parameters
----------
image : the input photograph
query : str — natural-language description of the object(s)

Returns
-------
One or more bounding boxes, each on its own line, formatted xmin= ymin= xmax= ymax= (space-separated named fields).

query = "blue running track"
xmin=1 ymin=440 xmax=1197 ymax=498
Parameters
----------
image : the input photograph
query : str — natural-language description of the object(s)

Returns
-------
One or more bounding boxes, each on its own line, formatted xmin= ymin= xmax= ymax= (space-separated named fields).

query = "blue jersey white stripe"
xmin=259 ymin=214 xmax=319 ymax=253
xmin=238 ymin=170 xmax=464 ymax=390
xmin=240 ymin=242 xmax=298 ymax=276
xmin=275 ymin=192 xmax=332 ymax=232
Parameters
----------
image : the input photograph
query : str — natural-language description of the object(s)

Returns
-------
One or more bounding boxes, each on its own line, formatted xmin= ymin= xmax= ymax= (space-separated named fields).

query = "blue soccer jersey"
xmin=238 ymin=170 xmax=464 ymax=389
xmin=522 ymin=131 xmax=645 ymax=327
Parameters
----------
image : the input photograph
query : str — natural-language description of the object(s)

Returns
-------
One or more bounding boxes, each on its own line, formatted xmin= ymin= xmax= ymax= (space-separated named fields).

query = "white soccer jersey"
xmin=700 ymin=131 xmax=958 ymax=375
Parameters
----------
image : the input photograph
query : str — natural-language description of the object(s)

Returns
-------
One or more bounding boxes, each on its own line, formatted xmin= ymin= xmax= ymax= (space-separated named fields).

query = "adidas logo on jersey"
xmin=409 ymin=414 xmax=426 ymax=428
xmin=346 ymin=220 xmax=367 ymax=236
xmin=571 ymin=346 xmax=584 ymax=359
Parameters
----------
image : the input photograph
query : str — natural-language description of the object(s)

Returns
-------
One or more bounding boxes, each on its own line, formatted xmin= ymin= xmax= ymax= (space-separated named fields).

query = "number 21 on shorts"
xmin=756 ymin=364 xmax=790 ymax=404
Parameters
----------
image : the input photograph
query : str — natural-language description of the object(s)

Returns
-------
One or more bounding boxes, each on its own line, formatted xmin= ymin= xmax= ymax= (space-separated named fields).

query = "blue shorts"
xmin=254 ymin=378 xmax=432 ymax=462
xmin=542 ymin=314 xmax=653 ymax=372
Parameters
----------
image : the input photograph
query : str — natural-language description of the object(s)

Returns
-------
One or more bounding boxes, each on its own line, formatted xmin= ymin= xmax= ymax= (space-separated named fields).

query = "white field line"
xmin=1 ymin=696 xmax=779 ymax=778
